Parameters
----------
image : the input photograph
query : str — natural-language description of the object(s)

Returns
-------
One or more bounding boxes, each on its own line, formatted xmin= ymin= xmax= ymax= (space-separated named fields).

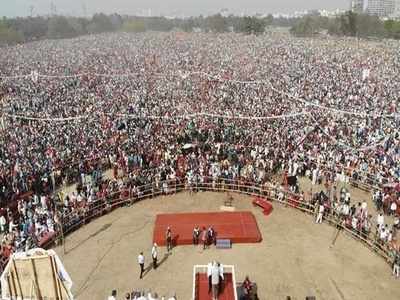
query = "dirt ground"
xmin=53 ymin=190 xmax=400 ymax=300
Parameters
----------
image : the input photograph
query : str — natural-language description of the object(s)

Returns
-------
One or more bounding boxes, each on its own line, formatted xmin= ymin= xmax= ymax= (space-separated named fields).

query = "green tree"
xmin=87 ymin=13 xmax=115 ymax=33
xmin=290 ymin=16 xmax=316 ymax=37
xmin=384 ymin=20 xmax=400 ymax=39
xmin=121 ymin=20 xmax=146 ymax=33
xmin=47 ymin=16 xmax=77 ymax=39
xmin=0 ymin=21 xmax=24 ymax=45
xmin=182 ymin=18 xmax=195 ymax=32
xmin=238 ymin=16 xmax=265 ymax=35
xmin=206 ymin=14 xmax=228 ymax=33
xmin=356 ymin=14 xmax=384 ymax=38
xmin=339 ymin=11 xmax=357 ymax=36
xmin=264 ymin=14 xmax=274 ymax=26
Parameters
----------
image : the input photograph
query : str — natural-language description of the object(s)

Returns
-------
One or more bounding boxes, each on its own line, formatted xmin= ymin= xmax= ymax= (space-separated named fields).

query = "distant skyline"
xmin=3 ymin=0 xmax=349 ymax=17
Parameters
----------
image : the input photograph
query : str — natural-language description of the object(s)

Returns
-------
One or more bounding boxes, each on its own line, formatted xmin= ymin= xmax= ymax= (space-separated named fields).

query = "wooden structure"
xmin=0 ymin=248 xmax=73 ymax=300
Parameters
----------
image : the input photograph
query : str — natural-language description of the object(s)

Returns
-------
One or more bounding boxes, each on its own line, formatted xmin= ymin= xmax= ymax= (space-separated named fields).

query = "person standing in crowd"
xmin=202 ymin=226 xmax=208 ymax=250
xmin=393 ymin=251 xmax=400 ymax=278
xmin=207 ymin=226 xmax=216 ymax=246
xmin=107 ymin=290 xmax=117 ymax=300
xmin=152 ymin=243 xmax=158 ymax=269
xmin=166 ymin=226 xmax=172 ymax=253
xmin=241 ymin=276 xmax=253 ymax=300
xmin=138 ymin=252 xmax=145 ymax=279
xmin=0 ymin=214 xmax=6 ymax=233
xmin=211 ymin=261 xmax=220 ymax=300
xmin=207 ymin=261 xmax=213 ymax=293
xmin=316 ymin=202 xmax=324 ymax=224
xmin=217 ymin=262 xmax=224 ymax=293
xmin=193 ymin=226 xmax=200 ymax=245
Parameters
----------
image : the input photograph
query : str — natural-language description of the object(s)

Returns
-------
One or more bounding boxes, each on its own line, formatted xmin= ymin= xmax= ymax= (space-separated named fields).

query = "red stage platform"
xmin=195 ymin=273 xmax=234 ymax=300
xmin=153 ymin=211 xmax=262 ymax=246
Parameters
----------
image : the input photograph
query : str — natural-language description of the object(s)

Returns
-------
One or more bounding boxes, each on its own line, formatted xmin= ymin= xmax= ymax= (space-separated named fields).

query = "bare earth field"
xmin=53 ymin=191 xmax=400 ymax=300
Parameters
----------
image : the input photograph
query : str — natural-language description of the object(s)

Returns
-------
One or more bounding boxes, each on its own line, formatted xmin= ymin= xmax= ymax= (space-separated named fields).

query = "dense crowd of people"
xmin=108 ymin=288 xmax=177 ymax=300
xmin=0 ymin=32 xmax=399 ymax=281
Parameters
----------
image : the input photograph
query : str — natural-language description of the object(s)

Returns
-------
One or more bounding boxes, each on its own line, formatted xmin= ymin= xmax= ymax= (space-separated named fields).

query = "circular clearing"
xmin=53 ymin=192 xmax=400 ymax=300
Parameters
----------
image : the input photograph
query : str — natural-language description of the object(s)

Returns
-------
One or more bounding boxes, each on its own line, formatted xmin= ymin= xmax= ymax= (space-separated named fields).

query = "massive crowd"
xmin=0 ymin=32 xmax=399 ymax=279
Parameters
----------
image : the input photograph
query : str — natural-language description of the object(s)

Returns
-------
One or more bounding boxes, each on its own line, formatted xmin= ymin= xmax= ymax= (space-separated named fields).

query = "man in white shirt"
xmin=316 ymin=203 xmax=324 ymax=223
xmin=0 ymin=214 xmax=6 ymax=233
xmin=138 ymin=252 xmax=145 ymax=279
xmin=152 ymin=243 xmax=158 ymax=269
xmin=312 ymin=168 xmax=318 ymax=185
xmin=107 ymin=290 xmax=117 ymax=300
xmin=376 ymin=213 xmax=384 ymax=230
xmin=211 ymin=262 xmax=220 ymax=300
xmin=207 ymin=262 xmax=213 ymax=293
xmin=390 ymin=201 xmax=397 ymax=216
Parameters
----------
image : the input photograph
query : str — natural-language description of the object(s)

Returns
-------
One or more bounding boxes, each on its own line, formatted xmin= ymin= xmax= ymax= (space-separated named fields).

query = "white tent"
xmin=0 ymin=248 xmax=73 ymax=300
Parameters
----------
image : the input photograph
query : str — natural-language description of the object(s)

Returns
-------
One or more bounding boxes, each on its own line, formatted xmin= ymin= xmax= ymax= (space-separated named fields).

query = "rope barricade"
xmin=32 ymin=176 xmax=394 ymax=268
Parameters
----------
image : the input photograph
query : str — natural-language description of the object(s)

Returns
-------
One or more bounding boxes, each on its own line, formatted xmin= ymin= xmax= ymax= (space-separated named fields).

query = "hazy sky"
xmin=2 ymin=0 xmax=349 ymax=17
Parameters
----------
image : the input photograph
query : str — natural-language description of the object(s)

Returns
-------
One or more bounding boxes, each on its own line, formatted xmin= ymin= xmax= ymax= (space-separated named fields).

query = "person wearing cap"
xmin=152 ymin=243 xmax=158 ymax=269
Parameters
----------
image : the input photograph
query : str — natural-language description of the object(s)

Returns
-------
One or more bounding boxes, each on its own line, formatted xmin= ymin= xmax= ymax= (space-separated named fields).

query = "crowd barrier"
xmin=47 ymin=177 xmax=393 ymax=263
xmin=2 ymin=176 xmax=395 ymax=277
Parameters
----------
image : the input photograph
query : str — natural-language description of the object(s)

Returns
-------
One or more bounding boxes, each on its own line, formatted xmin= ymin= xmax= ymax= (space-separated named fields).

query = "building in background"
xmin=366 ymin=0 xmax=395 ymax=17
xmin=391 ymin=0 xmax=400 ymax=18
xmin=351 ymin=0 xmax=365 ymax=13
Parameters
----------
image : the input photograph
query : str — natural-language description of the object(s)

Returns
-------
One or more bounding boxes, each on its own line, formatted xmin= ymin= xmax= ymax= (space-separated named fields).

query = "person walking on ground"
xmin=152 ymin=243 xmax=158 ymax=269
xmin=193 ymin=226 xmax=200 ymax=245
xmin=138 ymin=252 xmax=145 ymax=279
xmin=207 ymin=261 xmax=213 ymax=293
xmin=201 ymin=227 xmax=208 ymax=250
xmin=316 ymin=202 xmax=324 ymax=224
xmin=166 ymin=226 xmax=172 ymax=253
xmin=211 ymin=261 xmax=220 ymax=300
xmin=107 ymin=290 xmax=117 ymax=300
xmin=393 ymin=251 xmax=400 ymax=278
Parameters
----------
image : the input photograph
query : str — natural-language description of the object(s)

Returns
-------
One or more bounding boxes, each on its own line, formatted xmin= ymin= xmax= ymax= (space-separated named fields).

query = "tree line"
xmin=290 ymin=11 xmax=400 ymax=39
xmin=0 ymin=13 xmax=278 ymax=45
xmin=2 ymin=11 xmax=399 ymax=46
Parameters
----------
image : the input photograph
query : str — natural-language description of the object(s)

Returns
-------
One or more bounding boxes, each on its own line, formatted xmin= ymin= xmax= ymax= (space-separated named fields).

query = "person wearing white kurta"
xmin=376 ymin=213 xmax=384 ymax=230
xmin=316 ymin=204 xmax=324 ymax=223
xmin=0 ymin=215 xmax=6 ymax=233
xmin=151 ymin=243 xmax=158 ymax=269
xmin=312 ymin=168 xmax=318 ymax=185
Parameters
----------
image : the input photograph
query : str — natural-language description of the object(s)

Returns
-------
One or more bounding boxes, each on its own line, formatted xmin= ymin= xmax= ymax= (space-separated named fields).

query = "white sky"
xmin=2 ymin=0 xmax=349 ymax=17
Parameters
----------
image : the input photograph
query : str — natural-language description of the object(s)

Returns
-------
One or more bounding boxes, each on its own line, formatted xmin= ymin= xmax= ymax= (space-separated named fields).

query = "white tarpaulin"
xmin=0 ymin=248 xmax=74 ymax=300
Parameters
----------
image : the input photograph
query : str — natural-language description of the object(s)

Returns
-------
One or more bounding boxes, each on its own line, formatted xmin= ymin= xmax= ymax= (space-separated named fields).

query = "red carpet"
xmin=153 ymin=211 xmax=262 ymax=246
xmin=195 ymin=273 xmax=235 ymax=300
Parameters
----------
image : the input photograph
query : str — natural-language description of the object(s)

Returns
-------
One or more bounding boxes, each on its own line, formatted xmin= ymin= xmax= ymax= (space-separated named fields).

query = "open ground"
xmin=53 ymin=188 xmax=400 ymax=300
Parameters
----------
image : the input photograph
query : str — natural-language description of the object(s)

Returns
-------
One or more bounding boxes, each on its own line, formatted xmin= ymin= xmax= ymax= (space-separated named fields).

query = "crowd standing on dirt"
xmin=0 ymin=32 xmax=399 ymax=277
